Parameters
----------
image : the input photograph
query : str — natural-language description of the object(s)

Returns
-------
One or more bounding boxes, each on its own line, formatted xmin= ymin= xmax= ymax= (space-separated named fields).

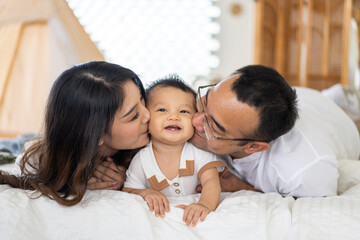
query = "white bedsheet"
xmin=1 ymin=159 xmax=360 ymax=240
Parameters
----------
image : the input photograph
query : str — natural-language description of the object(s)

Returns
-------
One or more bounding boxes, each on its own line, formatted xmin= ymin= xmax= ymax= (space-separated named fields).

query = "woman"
xmin=0 ymin=61 xmax=150 ymax=206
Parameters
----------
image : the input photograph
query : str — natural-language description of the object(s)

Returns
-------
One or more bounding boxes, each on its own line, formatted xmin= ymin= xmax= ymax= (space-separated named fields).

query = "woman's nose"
xmin=142 ymin=107 xmax=150 ymax=124
xmin=192 ymin=112 xmax=204 ymax=132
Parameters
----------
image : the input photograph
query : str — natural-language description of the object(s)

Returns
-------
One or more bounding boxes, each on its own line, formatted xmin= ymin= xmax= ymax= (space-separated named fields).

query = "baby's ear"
xmin=243 ymin=142 xmax=269 ymax=154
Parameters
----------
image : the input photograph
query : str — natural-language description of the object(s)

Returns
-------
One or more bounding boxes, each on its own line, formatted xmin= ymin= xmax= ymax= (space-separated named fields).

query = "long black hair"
xmin=0 ymin=61 xmax=145 ymax=206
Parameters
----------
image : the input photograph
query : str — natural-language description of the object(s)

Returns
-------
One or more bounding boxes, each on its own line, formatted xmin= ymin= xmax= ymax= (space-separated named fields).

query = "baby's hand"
xmin=176 ymin=202 xmax=211 ymax=227
xmin=140 ymin=189 xmax=170 ymax=218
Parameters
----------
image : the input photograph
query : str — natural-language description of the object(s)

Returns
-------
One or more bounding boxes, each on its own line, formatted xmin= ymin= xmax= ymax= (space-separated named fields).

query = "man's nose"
xmin=192 ymin=112 xmax=204 ymax=131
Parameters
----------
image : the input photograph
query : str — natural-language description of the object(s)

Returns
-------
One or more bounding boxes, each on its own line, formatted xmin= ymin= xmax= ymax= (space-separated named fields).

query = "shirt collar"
xmin=230 ymin=151 xmax=263 ymax=164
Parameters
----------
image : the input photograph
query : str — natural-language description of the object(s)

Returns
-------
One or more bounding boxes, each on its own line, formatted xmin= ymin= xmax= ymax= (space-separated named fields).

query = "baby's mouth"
xmin=165 ymin=125 xmax=182 ymax=130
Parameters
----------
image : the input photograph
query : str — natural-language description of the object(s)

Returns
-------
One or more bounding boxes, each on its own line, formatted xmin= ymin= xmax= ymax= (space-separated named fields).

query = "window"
xmin=66 ymin=0 xmax=220 ymax=86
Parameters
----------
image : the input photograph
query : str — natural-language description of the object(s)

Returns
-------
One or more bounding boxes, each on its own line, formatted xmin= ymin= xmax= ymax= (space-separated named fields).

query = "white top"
xmin=221 ymin=87 xmax=360 ymax=197
xmin=124 ymin=141 xmax=226 ymax=197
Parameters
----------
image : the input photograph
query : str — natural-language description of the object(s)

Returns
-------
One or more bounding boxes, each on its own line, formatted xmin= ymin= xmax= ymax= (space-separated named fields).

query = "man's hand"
xmin=196 ymin=171 xmax=257 ymax=193
xmin=87 ymin=157 xmax=126 ymax=190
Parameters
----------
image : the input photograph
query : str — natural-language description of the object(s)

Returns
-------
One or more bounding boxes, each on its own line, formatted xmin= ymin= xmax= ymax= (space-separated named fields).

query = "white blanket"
xmin=1 ymin=159 xmax=360 ymax=240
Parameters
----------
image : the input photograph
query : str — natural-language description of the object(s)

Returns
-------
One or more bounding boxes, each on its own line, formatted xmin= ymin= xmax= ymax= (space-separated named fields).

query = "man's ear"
xmin=243 ymin=142 xmax=269 ymax=154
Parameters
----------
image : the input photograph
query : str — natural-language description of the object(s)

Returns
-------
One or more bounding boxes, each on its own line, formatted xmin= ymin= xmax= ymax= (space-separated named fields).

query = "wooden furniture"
xmin=254 ymin=0 xmax=353 ymax=90
xmin=354 ymin=0 xmax=360 ymax=67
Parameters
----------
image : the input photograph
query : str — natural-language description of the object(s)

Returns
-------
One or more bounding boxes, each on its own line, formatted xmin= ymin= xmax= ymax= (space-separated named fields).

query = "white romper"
xmin=124 ymin=141 xmax=226 ymax=197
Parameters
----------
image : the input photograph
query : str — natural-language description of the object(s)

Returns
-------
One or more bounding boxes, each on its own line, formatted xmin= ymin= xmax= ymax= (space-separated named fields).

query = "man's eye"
xmin=209 ymin=120 xmax=221 ymax=135
xmin=131 ymin=112 xmax=139 ymax=121
xmin=157 ymin=108 xmax=166 ymax=112
xmin=204 ymin=89 xmax=210 ymax=105
xmin=201 ymin=97 xmax=208 ymax=107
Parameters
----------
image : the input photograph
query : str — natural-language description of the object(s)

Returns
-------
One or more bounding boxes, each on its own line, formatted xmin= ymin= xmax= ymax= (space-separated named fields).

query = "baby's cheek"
xmin=187 ymin=122 xmax=195 ymax=137
xmin=148 ymin=120 xmax=157 ymax=135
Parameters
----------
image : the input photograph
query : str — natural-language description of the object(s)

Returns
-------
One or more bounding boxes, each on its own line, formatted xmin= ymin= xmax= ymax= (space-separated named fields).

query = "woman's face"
xmin=101 ymin=81 xmax=150 ymax=156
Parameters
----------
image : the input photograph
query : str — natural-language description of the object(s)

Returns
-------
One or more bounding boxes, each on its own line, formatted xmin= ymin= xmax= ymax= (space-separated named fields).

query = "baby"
xmin=123 ymin=75 xmax=226 ymax=227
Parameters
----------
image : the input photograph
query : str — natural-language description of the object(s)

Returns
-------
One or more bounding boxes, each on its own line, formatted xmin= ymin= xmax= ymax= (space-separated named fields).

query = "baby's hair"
xmin=146 ymin=74 xmax=196 ymax=101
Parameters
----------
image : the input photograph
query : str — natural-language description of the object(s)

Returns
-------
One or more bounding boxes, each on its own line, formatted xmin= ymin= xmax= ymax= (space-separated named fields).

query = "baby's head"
xmin=146 ymin=75 xmax=197 ymax=145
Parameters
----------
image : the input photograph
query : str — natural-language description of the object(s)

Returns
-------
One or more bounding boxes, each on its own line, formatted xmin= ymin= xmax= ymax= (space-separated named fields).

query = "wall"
xmin=211 ymin=0 xmax=255 ymax=81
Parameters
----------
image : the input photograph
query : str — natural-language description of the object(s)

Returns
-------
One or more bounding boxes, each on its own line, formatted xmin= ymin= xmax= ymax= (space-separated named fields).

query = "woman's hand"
xmin=138 ymin=189 xmax=170 ymax=218
xmin=176 ymin=202 xmax=211 ymax=227
xmin=87 ymin=157 xmax=126 ymax=190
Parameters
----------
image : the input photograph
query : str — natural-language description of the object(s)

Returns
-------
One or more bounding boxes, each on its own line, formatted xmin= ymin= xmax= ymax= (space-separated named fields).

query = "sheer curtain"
xmin=66 ymin=0 xmax=220 ymax=85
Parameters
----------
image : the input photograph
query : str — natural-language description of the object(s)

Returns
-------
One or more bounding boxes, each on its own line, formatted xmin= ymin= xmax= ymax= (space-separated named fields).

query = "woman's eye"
xmin=157 ymin=108 xmax=166 ymax=112
xmin=131 ymin=112 xmax=139 ymax=121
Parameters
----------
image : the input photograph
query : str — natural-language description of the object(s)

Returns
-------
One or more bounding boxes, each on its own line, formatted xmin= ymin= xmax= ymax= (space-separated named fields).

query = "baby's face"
xmin=147 ymin=86 xmax=196 ymax=146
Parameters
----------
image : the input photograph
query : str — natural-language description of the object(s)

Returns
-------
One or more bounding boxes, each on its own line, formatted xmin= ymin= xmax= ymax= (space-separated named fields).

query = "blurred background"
xmin=0 ymin=0 xmax=359 ymax=137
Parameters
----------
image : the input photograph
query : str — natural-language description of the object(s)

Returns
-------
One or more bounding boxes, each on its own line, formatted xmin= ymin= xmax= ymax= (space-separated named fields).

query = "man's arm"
xmin=220 ymin=171 xmax=259 ymax=192
xmin=196 ymin=170 xmax=260 ymax=193
xmin=282 ymin=158 xmax=338 ymax=197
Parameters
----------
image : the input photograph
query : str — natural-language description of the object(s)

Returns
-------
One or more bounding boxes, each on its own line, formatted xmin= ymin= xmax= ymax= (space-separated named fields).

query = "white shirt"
xmin=124 ymin=141 xmax=226 ymax=197
xmin=221 ymin=87 xmax=360 ymax=197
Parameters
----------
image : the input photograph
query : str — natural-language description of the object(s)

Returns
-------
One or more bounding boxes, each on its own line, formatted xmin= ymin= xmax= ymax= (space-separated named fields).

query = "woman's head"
xmin=15 ymin=61 xmax=149 ymax=205
xmin=100 ymin=80 xmax=150 ymax=154
xmin=46 ymin=61 xmax=149 ymax=157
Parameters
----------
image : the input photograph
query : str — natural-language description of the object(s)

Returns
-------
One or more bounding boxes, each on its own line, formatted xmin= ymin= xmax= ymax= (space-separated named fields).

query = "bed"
xmin=1 ymin=158 xmax=360 ymax=240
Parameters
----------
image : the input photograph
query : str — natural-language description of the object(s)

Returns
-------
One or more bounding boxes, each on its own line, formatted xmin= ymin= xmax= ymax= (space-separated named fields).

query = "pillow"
xmin=337 ymin=159 xmax=360 ymax=195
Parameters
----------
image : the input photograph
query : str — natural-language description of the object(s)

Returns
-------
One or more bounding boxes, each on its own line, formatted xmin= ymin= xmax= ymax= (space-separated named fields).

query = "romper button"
xmin=174 ymin=182 xmax=179 ymax=187
xmin=175 ymin=189 xmax=181 ymax=194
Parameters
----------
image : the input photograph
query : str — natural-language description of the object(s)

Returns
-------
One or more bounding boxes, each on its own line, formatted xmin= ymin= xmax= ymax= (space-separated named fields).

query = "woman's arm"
xmin=87 ymin=149 xmax=140 ymax=190
xmin=87 ymin=157 xmax=125 ymax=190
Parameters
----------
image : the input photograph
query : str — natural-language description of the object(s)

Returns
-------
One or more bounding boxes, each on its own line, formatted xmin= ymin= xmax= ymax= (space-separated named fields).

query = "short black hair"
xmin=231 ymin=65 xmax=298 ymax=142
xmin=146 ymin=74 xmax=196 ymax=102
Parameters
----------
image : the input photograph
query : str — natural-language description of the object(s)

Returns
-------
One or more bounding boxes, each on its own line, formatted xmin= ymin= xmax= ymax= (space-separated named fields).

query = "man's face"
xmin=190 ymin=74 xmax=260 ymax=158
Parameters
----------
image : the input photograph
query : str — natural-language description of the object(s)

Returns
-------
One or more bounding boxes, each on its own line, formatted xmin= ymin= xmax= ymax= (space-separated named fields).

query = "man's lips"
xmin=193 ymin=129 xmax=205 ymax=139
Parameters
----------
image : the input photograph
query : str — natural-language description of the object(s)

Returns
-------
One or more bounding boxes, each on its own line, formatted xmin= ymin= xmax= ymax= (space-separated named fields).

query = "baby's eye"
xmin=157 ymin=108 xmax=166 ymax=112
xmin=180 ymin=110 xmax=190 ymax=114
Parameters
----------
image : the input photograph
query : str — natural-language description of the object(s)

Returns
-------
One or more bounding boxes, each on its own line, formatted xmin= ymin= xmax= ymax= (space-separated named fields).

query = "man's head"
xmin=190 ymin=65 xmax=298 ymax=158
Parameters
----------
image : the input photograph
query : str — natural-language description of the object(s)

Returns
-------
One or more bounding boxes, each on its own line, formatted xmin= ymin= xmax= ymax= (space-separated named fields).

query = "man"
xmin=90 ymin=65 xmax=360 ymax=197
xmin=191 ymin=65 xmax=360 ymax=197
